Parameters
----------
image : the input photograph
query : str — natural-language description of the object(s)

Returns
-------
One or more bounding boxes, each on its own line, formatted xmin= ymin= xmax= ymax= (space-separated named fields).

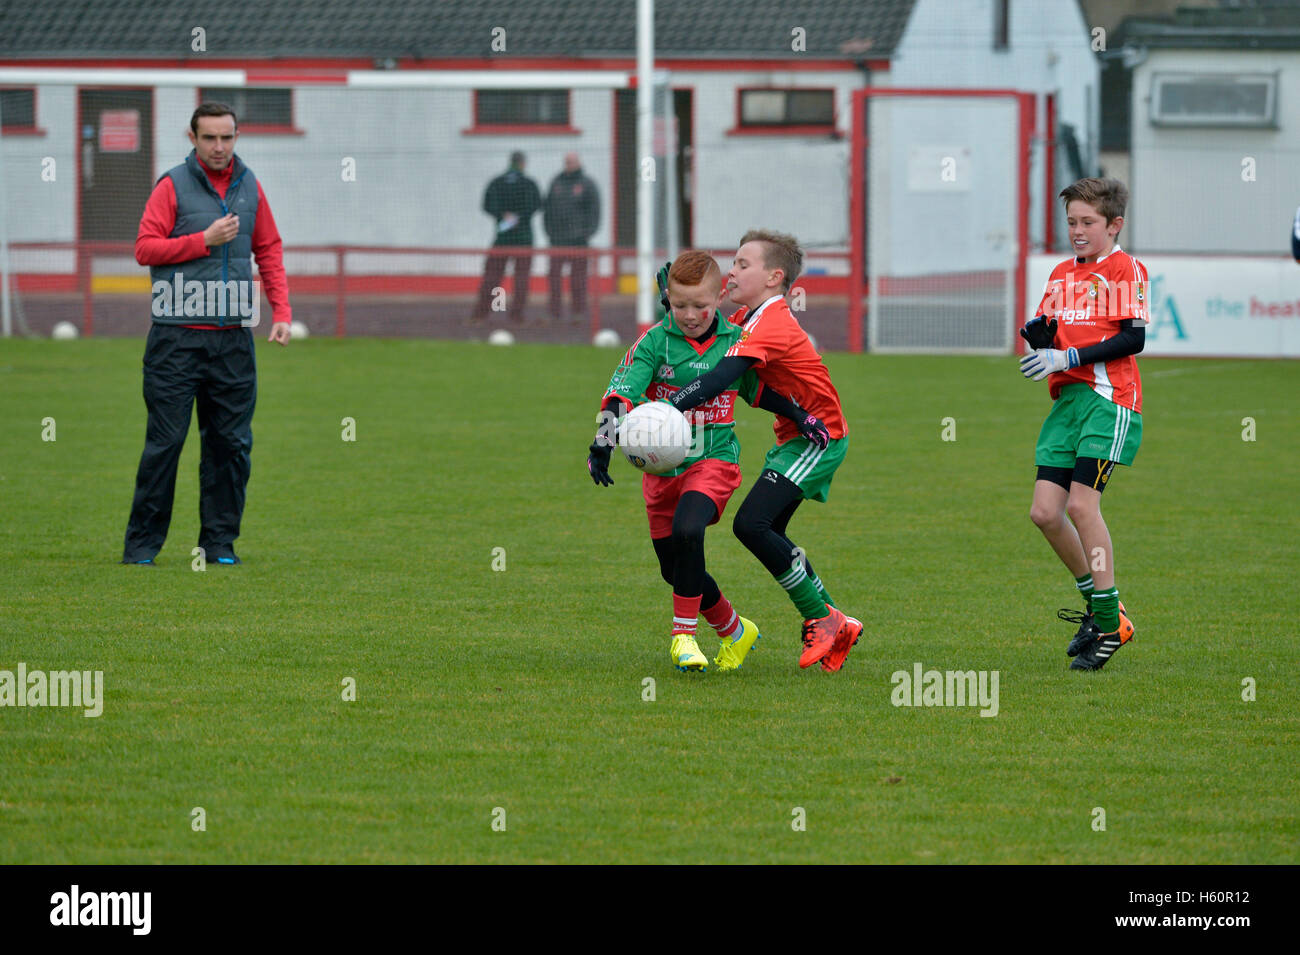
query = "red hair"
xmin=668 ymin=250 xmax=722 ymax=289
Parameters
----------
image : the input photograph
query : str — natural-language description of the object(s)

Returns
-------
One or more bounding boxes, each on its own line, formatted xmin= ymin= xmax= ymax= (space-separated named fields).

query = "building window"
xmin=994 ymin=0 xmax=1010 ymax=50
xmin=1150 ymin=73 xmax=1277 ymax=127
xmin=198 ymin=88 xmax=294 ymax=130
xmin=0 ymin=88 xmax=37 ymax=129
xmin=475 ymin=90 xmax=570 ymax=127
xmin=738 ymin=88 xmax=835 ymax=128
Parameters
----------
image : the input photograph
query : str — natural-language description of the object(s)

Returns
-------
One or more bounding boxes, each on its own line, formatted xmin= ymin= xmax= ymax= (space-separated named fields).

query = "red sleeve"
xmin=251 ymin=182 xmax=292 ymax=323
xmin=134 ymin=177 xmax=209 ymax=266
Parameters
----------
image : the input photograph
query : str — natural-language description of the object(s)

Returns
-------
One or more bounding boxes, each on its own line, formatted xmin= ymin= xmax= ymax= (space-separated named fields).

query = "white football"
xmin=51 ymin=321 xmax=79 ymax=340
xmin=488 ymin=329 xmax=515 ymax=346
xmin=592 ymin=328 xmax=621 ymax=348
xmin=289 ymin=320 xmax=309 ymax=339
xmin=620 ymin=401 xmax=692 ymax=475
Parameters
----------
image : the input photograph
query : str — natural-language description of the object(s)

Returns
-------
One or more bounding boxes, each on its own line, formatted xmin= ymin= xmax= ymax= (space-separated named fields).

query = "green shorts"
xmin=1036 ymin=384 xmax=1143 ymax=468
xmin=763 ymin=436 xmax=848 ymax=503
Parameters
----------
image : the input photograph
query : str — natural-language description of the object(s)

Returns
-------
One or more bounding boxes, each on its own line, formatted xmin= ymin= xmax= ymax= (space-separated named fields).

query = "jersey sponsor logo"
xmin=645 ymin=382 xmax=737 ymax=424
xmin=688 ymin=361 xmax=711 ymax=370
xmin=1060 ymin=308 xmax=1094 ymax=324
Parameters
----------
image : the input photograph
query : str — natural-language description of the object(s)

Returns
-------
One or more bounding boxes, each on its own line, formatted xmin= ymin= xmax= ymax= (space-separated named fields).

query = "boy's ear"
xmin=1109 ymin=215 xmax=1124 ymax=236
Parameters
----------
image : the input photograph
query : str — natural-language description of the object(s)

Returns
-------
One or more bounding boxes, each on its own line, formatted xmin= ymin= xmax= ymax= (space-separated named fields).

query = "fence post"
xmin=82 ymin=244 xmax=95 ymax=337
xmin=335 ymin=246 xmax=345 ymax=337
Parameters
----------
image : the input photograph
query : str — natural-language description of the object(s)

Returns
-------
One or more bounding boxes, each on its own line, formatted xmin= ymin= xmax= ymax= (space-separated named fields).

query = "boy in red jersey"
xmin=666 ymin=230 xmax=863 ymax=673
xmin=1019 ymin=178 xmax=1148 ymax=670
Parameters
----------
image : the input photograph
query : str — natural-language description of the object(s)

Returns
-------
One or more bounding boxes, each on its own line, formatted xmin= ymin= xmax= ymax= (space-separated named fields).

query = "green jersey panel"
xmin=602 ymin=317 xmax=760 ymax=477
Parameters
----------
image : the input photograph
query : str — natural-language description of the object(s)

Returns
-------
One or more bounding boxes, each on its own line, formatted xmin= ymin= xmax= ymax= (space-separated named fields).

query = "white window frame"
xmin=1150 ymin=72 xmax=1278 ymax=128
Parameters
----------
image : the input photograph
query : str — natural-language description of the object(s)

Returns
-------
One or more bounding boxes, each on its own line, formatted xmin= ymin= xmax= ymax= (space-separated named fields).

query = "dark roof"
xmin=0 ymin=0 xmax=915 ymax=60
xmin=1114 ymin=0 xmax=1300 ymax=50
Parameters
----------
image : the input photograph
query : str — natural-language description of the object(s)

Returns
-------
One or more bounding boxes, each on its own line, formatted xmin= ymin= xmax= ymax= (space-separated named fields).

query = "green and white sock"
xmin=808 ymin=571 xmax=835 ymax=608
xmin=776 ymin=562 xmax=829 ymax=620
xmin=1075 ymin=573 xmax=1095 ymax=612
xmin=1092 ymin=587 xmax=1119 ymax=633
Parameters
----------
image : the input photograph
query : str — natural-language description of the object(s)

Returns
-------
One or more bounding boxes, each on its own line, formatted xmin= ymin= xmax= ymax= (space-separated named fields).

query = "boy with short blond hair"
xmin=1019 ymin=177 xmax=1148 ymax=670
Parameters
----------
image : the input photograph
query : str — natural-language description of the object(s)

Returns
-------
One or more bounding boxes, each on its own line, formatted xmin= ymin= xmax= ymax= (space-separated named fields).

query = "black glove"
xmin=655 ymin=260 xmax=672 ymax=313
xmin=1019 ymin=315 xmax=1058 ymax=350
xmin=587 ymin=438 xmax=614 ymax=486
xmin=796 ymin=413 xmax=831 ymax=450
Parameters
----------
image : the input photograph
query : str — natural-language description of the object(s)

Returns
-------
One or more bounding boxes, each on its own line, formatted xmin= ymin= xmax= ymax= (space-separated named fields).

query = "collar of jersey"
xmin=744 ymin=294 xmax=785 ymax=324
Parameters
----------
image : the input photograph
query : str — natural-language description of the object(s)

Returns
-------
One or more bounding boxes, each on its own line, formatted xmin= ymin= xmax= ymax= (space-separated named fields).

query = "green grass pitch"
xmin=1 ymin=337 xmax=1296 ymax=864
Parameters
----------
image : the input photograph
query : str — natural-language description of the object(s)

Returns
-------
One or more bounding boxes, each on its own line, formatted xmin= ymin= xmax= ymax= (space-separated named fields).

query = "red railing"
xmin=9 ymin=242 xmax=853 ymax=339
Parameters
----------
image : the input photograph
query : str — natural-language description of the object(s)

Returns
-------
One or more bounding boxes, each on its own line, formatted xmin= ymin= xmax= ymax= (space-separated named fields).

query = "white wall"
xmin=892 ymin=0 xmax=1101 ymax=252
xmin=10 ymin=72 xmax=864 ymax=272
xmin=678 ymin=68 xmax=861 ymax=255
xmin=1 ymin=85 xmax=76 ymax=244
xmin=1130 ymin=49 xmax=1300 ymax=254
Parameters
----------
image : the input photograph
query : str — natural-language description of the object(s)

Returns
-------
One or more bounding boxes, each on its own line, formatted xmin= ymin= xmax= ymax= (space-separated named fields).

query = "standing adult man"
xmin=543 ymin=153 xmax=600 ymax=324
xmin=1292 ymin=202 xmax=1300 ymax=262
xmin=471 ymin=151 xmax=541 ymax=325
xmin=121 ymin=102 xmax=292 ymax=566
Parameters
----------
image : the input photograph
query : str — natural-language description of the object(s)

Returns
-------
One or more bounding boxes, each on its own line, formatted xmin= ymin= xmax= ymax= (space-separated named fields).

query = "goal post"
xmin=849 ymin=88 xmax=1033 ymax=354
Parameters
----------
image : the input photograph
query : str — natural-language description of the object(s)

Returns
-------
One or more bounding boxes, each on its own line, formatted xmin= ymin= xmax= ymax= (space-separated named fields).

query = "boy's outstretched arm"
xmin=754 ymin=388 xmax=831 ymax=449
xmin=666 ymin=355 xmax=755 ymax=412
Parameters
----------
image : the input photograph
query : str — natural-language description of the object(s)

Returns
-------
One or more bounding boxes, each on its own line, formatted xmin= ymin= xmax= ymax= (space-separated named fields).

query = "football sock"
xmin=1092 ymin=588 xmax=1120 ymax=633
xmin=672 ymin=592 xmax=702 ymax=637
xmin=808 ymin=571 xmax=835 ymax=608
xmin=701 ymin=594 xmax=742 ymax=639
xmin=1075 ymin=573 xmax=1095 ymax=611
xmin=776 ymin=562 xmax=828 ymax=621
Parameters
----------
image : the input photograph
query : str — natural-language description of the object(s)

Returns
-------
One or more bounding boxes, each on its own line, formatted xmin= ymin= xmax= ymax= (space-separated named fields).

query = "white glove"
xmin=1019 ymin=347 xmax=1079 ymax=381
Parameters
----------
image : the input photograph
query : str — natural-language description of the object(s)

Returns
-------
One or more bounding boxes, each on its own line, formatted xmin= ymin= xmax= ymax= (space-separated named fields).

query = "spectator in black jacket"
xmin=471 ymin=152 xmax=541 ymax=325
xmin=1292 ymin=204 xmax=1300 ymax=263
xmin=544 ymin=153 xmax=601 ymax=324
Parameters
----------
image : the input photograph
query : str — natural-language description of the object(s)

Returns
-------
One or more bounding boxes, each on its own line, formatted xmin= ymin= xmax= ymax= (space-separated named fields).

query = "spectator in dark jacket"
xmin=1292 ymin=204 xmax=1300 ymax=263
xmin=471 ymin=152 xmax=541 ymax=324
xmin=543 ymin=153 xmax=601 ymax=323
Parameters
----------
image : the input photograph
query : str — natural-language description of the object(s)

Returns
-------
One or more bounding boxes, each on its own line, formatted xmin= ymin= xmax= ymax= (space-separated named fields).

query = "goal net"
xmin=852 ymin=89 xmax=1031 ymax=354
